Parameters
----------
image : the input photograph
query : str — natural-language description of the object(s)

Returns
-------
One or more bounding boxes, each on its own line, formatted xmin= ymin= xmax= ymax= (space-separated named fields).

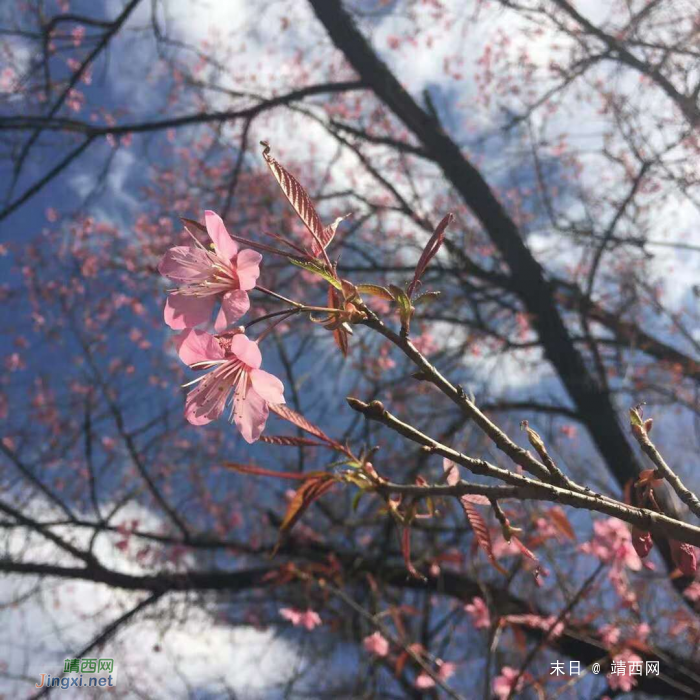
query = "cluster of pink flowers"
xmin=279 ymin=607 xmax=322 ymax=630
xmin=464 ymin=596 xmax=491 ymax=629
xmin=599 ymin=623 xmax=621 ymax=646
xmin=362 ymin=631 xmax=390 ymax=657
xmin=683 ymin=581 xmax=700 ymax=602
xmin=492 ymin=666 xmax=525 ymax=699
xmin=362 ymin=630 xmax=456 ymax=690
xmin=580 ymin=518 xmax=642 ymax=607
xmin=579 ymin=518 xmax=641 ymax=571
xmin=502 ymin=613 xmax=566 ymax=640
xmin=414 ymin=660 xmax=456 ymax=690
xmin=159 ymin=211 xmax=284 ymax=442
xmin=607 ymin=649 xmax=644 ymax=692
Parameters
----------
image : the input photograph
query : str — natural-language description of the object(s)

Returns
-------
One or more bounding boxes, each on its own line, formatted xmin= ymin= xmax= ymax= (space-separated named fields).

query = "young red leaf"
xmin=443 ymin=458 xmax=460 ymax=485
xmin=394 ymin=651 xmax=409 ymax=678
xmin=511 ymin=624 xmax=528 ymax=651
xmin=317 ymin=215 xmax=349 ymax=257
xmin=180 ymin=216 xmax=207 ymax=236
xmin=631 ymin=527 xmax=653 ymax=559
xmin=224 ymin=462 xmax=313 ymax=480
xmin=460 ymin=500 xmax=508 ymax=575
xmin=401 ymin=526 xmax=426 ymax=581
xmin=462 ymin=494 xmax=491 ymax=506
xmin=273 ymin=474 xmax=337 ymax=554
xmin=548 ymin=506 xmax=576 ymax=541
xmin=443 ymin=459 xmax=490 ymax=504
xmin=670 ymin=539 xmax=697 ymax=577
xmin=328 ymin=286 xmax=349 ymax=357
xmin=389 ymin=606 xmax=408 ymax=640
xmin=278 ymin=476 xmax=335 ymax=533
xmin=407 ymin=213 xmax=453 ymax=297
xmin=270 ymin=404 xmax=336 ymax=445
xmin=333 ymin=326 xmax=349 ymax=357
xmin=259 ymin=435 xmax=330 ymax=448
xmin=261 ymin=142 xmax=337 ymax=258
xmin=511 ymin=536 xmax=538 ymax=562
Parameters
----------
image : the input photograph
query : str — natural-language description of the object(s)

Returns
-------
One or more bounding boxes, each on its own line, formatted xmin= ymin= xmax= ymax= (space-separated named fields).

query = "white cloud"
xmin=0 ymin=499 xmax=301 ymax=698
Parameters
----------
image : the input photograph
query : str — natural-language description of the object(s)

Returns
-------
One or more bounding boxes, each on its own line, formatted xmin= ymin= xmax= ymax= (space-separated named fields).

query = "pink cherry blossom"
xmin=439 ymin=662 xmax=457 ymax=680
xmin=71 ymin=25 xmax=85 ymax=47
xmin=414 ymin=659 xmax=456 ymax=689
xmin=0 ymin=67 xmax=15 ymax=93
xmin=159 ymin=210 xmax=262 ymax=332
xmin=503 ymin=614 xmax=565 ymax=640
xmin=579 ymin=518 xmax=641 ymax=571
xmin=362 ymin=631 xmax=390 ymax=657
xmin=683 ymin=581 xmax=700 ymax=602
xmin=535 ymin=516 xmax=559 ymax=540
xmin=492 ymin=535 xmax=521 ymax=559
xmin=634 ymin=622 xmax=650 ymax=642
xmin=279 ymin=607 xmax=322 ymax=630
xmin=176 ymin=329 xmax=284 ymax=443
xmin=559 ymin=424 xmax=577 ymax=439
xmin=607 ymin=649 xmax=643 ymax=692
xmin=600 ymin=624 xmax=621 ymax=646
xmin=465 ymin=597 xmax=491 ymax=629
xmin=493 ymin=666 xmax=524 ymax=700
xmin=414 ymin=672 xmax=434 ymax=690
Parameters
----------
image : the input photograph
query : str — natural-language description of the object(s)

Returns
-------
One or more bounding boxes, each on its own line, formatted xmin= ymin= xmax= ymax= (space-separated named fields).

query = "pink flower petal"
xmin=415 ymin=673 xmax=435 ymax=690
xmin=184 ymin=381 xmax=227 ymax=425
xmin=250 ymin=369 xmax=285 ymax=404
xmin=465 ymin=597 xmax=491 ymax=630
xmin=362 ymin=632 xmax=390 ymax=657
xmin=236 ymin=249 xmax=262 ymax=291
xmin=233 ymin=386 xmax=269 ymax=443
xmin=439 ymin=662 xmax=456 ymax=681
xmin=205 ymin=210 xmax=238 ymax=261
xmin=175 ymin=329 xmax=224 ymax=366
xmin=279 ymin=608 xmax=301 ymax=625
xmin=164 ymin=294 xmax=214 ymax=330
xmin=159 ymin=246 xmax=211 ymax=282
xmin=300 ymin=610 xmax=322 ymax=630
xmin=230 ymin=334 xmax=262 ymax=369
xmin=279 ymin=608 xmax=321 ymax=630
xmin=214 ymin=290 xmax=250 ymax=333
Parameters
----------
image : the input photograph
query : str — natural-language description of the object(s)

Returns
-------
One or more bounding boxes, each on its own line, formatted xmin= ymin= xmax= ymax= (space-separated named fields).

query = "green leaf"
xmin=389 ymin=284 xmax=414 ymax=333
xmin=629 ymin=407 xmax=643 ymax=427
xmin=413 ymin=290 xmax=441 ymax=306
xmin=289 ymin=258 xmax=342 ymax=289
xmin=356 ymin=284 xmax=396 ymax=301
xmin=352 ymin=490 xmax=366 ymax=511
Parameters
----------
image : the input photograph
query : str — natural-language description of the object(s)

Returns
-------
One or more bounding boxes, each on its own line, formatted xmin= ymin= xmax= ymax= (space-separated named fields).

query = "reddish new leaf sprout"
xmin=407 ymin=212 xmax=454 ymax=298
